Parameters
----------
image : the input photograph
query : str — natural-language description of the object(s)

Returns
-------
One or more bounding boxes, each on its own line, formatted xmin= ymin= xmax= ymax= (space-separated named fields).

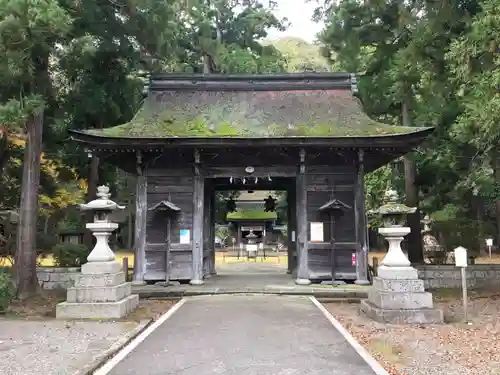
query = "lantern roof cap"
xmin=79 ymin=186 xmax=125 ymax=212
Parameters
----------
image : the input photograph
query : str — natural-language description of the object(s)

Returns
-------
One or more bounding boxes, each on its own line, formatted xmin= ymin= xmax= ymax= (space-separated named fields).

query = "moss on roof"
xmin=226 ymin=209 xmax=277 ymax=221
xmin=88 ymin=90 xmax=426 ymax=138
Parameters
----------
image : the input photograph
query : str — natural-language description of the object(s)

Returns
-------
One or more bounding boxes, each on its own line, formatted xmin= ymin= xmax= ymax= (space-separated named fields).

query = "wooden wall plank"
xmin=145 ymin=168 xmax=194 ymax=281
xmin=305 ymin=164 xmax=357 ymax=281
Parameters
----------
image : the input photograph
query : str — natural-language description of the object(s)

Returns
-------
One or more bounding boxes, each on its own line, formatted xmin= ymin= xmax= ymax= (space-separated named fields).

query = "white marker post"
xmin=454 ymin=246 xmax=469 ymax=323
xmin=486 ymin=238 xmax=493 ymax=258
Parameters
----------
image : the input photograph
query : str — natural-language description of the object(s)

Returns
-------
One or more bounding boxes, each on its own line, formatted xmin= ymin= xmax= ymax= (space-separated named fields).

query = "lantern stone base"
xmin=56 ymin=261 xmax=138 ymax=319
xmin=361 ymin=267 xmax=443 ymax=324
xmin=360 ymin=299 xmax=443 ymax=324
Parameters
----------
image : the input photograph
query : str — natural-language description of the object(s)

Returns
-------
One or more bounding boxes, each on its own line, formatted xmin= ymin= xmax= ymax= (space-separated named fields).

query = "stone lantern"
xmin=375 ymin=188 xmax=416 ymax=269
xmin=81 ymin=186 xmax=125 ymax=263
xmin=245 ymin=230 xmax=258 ymax=259
xmin=361 ymin=188 xmax=443 ymax=324
xmin=56 ymin=186 xmax=139 ymax=319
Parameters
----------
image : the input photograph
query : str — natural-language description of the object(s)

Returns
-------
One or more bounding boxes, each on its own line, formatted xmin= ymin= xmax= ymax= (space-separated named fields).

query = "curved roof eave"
xmin=68 ymin=127 xmax=435 ymax=149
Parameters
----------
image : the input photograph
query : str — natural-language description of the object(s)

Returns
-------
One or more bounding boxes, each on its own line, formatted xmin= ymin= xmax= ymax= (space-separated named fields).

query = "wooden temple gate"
xmin=69 ymin=73 xmax=433 ymax=286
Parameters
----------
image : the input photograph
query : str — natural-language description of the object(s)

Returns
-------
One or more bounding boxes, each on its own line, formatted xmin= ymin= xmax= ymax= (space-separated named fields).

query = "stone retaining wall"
xmin=416 ymin=264 xmax=500 ymax=289
xmin=37 ymin=267 xmax=81 ymax=290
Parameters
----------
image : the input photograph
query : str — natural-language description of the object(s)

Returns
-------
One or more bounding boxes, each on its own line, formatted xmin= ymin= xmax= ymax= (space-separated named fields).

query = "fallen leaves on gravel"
xmin=324 ymin=291 xmax=500 ymax=375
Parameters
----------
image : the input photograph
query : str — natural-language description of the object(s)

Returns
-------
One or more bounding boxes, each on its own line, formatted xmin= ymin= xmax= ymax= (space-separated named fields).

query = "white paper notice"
xmin=310 ymin=222 xmax=324 ymax=242
xmin=291 ymin=231 xmax=296 ymax=242
xmin=179 ymin=229 xmax=190 ymax=244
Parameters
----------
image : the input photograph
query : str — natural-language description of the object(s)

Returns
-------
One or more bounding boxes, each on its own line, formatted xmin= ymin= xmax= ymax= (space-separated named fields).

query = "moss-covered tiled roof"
xmin=88 ymin=89 xmax=426 ymax=138
xmin=226 ymin=209 xmax=277 ymax=221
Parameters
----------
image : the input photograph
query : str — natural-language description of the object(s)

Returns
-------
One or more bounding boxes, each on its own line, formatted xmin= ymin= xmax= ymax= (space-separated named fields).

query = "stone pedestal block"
xmin=56 ymin=265 xmax=138 ymax=319
xmin=81 ymin=261 xmax=121 ymax=275
xmin=377 ymin=265 xmax=419 ymax=280
xmin=368 ymin=288 xmax=434 ymax=310
xmin=361 ymin=273 xmax=443 ymax=324
xmin=56 ymin=295 xmax=139 ymax=319
xmin=360 ymin=299 xmax=443 ymax=324
xmin=372 ymin=277 xmax=426 ymax=293
xmin=76 ymin=272 xmax=126 ymax=287
xmin=66 ymin=282 xmax=132 ymax=303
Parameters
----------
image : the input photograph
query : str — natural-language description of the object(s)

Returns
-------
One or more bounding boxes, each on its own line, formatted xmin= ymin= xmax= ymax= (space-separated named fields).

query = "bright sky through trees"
xmin=267 ymin=0 xmax=324 ymax=42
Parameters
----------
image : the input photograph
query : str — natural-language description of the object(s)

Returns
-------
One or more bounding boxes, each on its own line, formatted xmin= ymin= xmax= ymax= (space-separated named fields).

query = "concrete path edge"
xmin=92 ymin=298 xmax=186 ymax=375
xmin=310 ymin=297 xmax=390 ymax=375
xmin=70 ymin=319 xmax=152 ymax=375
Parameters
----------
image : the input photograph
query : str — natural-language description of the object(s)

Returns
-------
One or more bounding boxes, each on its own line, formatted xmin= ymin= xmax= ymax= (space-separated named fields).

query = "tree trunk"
xmin=203 ymin=54 xmax=211 ymax=73
xmin=83 ymin=152 xmax=99 ymax=250
xmin=0 ymin=125 xmax=8 ymax=174
xmin=402 ymin=92 xmax=423 ymax=263
xmin=403 ymin=155 xmax=423 ymax=263
xmin=493 ymin=148 xmax=500 ymax=246
xmin=43 ymin=216 xmax=49 ymax=234
xmin=476 ymin=197 xmax=486 ymax=255
xmin=14 ymin=109 xmax=43 ymax=299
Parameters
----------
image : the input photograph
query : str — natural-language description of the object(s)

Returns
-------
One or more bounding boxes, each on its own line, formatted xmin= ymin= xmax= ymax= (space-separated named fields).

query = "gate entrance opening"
xmin=211 ymin=188 xmax=290 ymax=285
xmin=209 ymin=177 xmax=295 ymax=280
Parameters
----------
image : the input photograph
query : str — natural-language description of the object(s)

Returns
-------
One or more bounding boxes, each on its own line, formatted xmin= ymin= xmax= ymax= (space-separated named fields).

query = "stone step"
xmin=360 ymin=299 xmax=443 ymax=324
xmin=368 ymin=288 xmax=434 ymax=310
xmin=56 ymin=294 xmax=139 ymax=319
xmin=75 ymin=272 xmax=126 ymax=288
xmin=67 ymin=282 xmax=132 ymax=303
xmin=372 ymin=277 xmax=425 ymax=293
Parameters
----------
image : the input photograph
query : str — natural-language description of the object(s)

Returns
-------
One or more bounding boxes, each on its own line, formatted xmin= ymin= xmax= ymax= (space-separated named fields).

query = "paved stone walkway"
xmin=134 ymin=262 xmax=368 ymax=299
xmin=107 ymin=295 xmax=375 ymax=375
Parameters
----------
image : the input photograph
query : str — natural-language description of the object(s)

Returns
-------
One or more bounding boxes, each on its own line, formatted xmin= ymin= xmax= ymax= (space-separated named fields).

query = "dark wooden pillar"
xmin=295 ymin=148 xmax=311 ymax=285
xmin=190 ymin=149 xmax=204 ymax=285
xmin=354 ymin=148 xmax=370 ymax=285
xmin=209 ymin=190 xmax=216 ymax=275
xmin=237 ymin=224 xmax=242 ymax=246
xmin=203 ymin=180 xmax=211 ymax=278
xmin=287 ymin=182 xmax=296 ymax=274
xmin=133 ymin=151 xmax=147 ymax=284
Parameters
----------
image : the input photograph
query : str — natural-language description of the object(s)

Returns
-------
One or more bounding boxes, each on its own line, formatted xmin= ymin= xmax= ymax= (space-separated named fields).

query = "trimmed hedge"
xmin=52 ymin=243 xmax=89 ymax=267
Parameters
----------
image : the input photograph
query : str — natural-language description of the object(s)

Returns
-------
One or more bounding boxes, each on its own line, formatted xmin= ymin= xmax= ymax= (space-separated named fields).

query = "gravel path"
xmin=324 ymin=292 xmax=500 ymax=375
xmin=0 ymin=320 xmax=139 ymax=375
